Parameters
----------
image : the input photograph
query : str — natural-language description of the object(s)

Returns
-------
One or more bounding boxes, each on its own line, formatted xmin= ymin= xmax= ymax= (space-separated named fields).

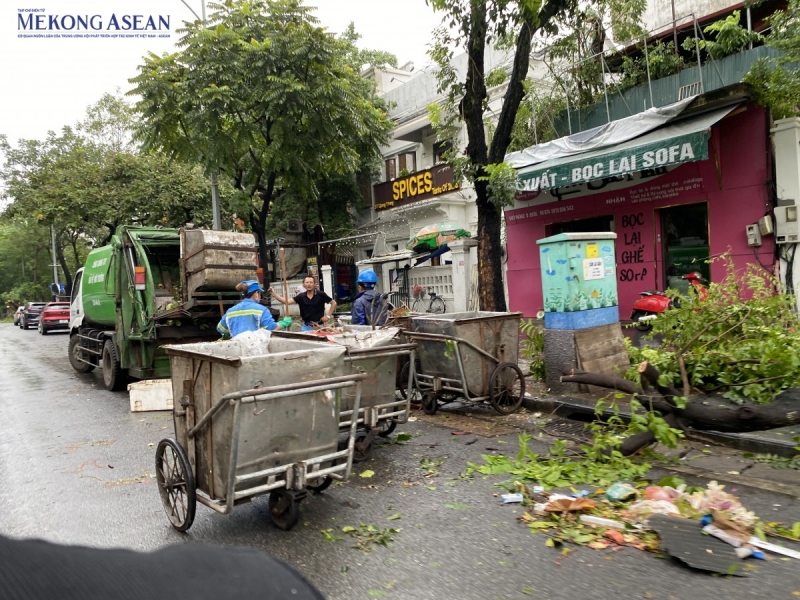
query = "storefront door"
xmin=659 ymin=203 xmax=710 ymax=293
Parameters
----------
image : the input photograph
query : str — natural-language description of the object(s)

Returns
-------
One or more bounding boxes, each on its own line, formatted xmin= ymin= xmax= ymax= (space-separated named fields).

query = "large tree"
xmin=427 ymin=0 xmax=644 ymax=310
xmin=0 ymin=95 xmax=213 ymax=295
xmin=128 ymin=0 xmax=392 ymax=267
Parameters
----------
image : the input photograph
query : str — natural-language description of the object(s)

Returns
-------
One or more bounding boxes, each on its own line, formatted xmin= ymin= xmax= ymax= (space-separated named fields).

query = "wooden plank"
xmin=574 ymin=323 xmax=631 ymax=394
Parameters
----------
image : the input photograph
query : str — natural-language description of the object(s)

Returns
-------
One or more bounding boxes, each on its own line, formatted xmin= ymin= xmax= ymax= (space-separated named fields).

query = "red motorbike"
xmin=630 ymin=271 xmax=707 ymax=331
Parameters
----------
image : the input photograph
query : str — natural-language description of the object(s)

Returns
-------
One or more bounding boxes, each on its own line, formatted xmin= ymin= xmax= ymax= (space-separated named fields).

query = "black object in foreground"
xmin=0 ymin=534 xmax=325 ymax=599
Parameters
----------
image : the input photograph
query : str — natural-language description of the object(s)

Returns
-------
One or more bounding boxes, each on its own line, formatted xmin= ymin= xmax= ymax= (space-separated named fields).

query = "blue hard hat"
xmin=241 ymin=280 xmax=264 ymax=295
xmin=357 ymin=269 xmax=378 ymax=284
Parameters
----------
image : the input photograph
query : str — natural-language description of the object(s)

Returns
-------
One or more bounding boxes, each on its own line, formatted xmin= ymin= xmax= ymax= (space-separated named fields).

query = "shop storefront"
xmin=505 ymin=99 xmax=774 ymax=318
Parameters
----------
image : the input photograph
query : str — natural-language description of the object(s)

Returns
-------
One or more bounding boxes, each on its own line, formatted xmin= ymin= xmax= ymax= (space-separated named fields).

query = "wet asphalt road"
xmin=1 ymin=323 xmax=800 ymax=599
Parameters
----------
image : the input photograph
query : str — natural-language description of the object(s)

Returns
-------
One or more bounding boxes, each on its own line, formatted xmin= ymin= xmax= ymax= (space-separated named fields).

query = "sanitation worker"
xmin=269 ymin=275 xmax=337 ymax=331
xmin=351 ymin=269 xmax=387 ymax=326
xmin=217 ymin=280 xmax=292 ymax=338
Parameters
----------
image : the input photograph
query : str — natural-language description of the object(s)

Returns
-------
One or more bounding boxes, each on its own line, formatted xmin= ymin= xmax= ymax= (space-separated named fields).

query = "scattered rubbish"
xmin=605 ymin=529 xmax=625 ymax=545
xmin=702 ymin=524 xmax=749 ymax=548
xmin=532 ymin=486 xmax=544 ymax=494
xmin=648 ymin=515 xmax=746 ymax=576
xmin=501 ymin=493 xmax=524 ymax=504
xmin=643 ymin=486 xmax=673 ymax=502
xmin=605 ymin=482 xmax=637 ymax=503
xmin=748 ymin=538 xmax=800 ymax=560
xmin=544 ymin=495 xmax=597 ymax=513
xmin=683 ymin=481 xmax=755 ymax=527
xmin=579 ymin=515 xmax=626 ymax=530
xmin=452 ymin=431 xmax=472 ymax=436
xmin=629 ymin=499 xmax=681 ymax=520
xmin=574 ymin=490 xmax=591 ymax=498
xmin=734 ymin=547 xmax=765 ymax=560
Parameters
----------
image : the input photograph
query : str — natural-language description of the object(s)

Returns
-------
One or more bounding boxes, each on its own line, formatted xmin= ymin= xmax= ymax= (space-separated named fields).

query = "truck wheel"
xmin=102 ymin=339 xmax=128 ymax=391
xmin=69 ymin=335 xmax=95 ymax=374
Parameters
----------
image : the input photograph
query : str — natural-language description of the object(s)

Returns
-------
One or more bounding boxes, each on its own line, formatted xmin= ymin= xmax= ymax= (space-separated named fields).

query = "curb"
xmin=522 ymin=395 xmax=799 ymax=458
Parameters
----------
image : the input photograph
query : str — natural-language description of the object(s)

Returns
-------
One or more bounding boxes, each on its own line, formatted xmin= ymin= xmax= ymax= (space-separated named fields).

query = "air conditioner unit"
xmin=286 ymin=219 xmax=303 ymax=234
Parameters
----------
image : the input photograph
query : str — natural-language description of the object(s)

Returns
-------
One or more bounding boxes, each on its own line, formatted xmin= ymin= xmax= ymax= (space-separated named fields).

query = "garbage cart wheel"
xmin=306 ymin=476 xmax=333 ymax=493
xmin=353 ymin=431 xmax=372 ymax=463
xmin=376 ymin=418 xmax=397 ymax=438
xmin=398 ymin=361 xmax=421 ymax=403
xmin=269 ymin=490 xmax=301 ymax=531
xmin=155 ymin=438 xmax=196 ymax=533
xmin=307 ymin=445 xmax=344 ymax=493
xmin=422 ymin=393 xmax=438 ymax=415
xmin=489 ymin=362 xmax=525 ymax=415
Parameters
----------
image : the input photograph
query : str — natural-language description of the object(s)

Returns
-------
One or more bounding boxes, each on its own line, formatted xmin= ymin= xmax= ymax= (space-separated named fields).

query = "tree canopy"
xmin=0 ymin=94 xmax=213 ymax=306
xmin=129 ymin=0 xmax=393 ymax=265
xmin=426 ymin=0 xmax=668 ymax=310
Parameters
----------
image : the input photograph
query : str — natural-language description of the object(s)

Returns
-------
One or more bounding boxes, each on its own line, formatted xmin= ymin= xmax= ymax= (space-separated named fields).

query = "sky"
xmin=0 ymin=0 xmax=442 ymax=148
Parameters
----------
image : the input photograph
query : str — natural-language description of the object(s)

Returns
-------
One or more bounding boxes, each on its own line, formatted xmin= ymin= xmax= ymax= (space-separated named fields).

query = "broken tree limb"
xmin=562 ymin=360 xmax=800 ymax=433
xmin=560 ymin=371 xmax=639 ymax=395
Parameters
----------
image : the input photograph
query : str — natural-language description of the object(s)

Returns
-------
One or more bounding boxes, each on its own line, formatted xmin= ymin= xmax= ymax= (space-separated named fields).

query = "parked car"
xmin=19 ymin=302 xmax=47 ymax=330
xmin=12 ymin=306 xmax=24 ymax=326
xmin=38 ymin=301 xmax=71 ymax=335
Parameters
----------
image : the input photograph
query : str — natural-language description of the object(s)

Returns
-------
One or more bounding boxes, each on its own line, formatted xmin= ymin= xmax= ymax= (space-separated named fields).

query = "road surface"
xmin=1 ymin=324 xmax=799 ymax=599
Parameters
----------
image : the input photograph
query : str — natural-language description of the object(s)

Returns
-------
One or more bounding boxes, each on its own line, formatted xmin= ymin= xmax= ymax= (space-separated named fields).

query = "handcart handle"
xmin=404 ymin=331 xmax=500 ymax=364
xmin=344 ymin=343 xmax=418 ymax=356
xmin=222 ymin=373 xmax=368 ymax=401
xmin=188 ymin=373 xmax=368 ymax=439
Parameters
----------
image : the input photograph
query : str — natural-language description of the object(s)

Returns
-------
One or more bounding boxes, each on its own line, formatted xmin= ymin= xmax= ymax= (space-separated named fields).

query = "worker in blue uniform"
xmin=217 ymin=280 xmax=292 ymax=338
xmin=351 ymin=270 xmax=387 ymax=326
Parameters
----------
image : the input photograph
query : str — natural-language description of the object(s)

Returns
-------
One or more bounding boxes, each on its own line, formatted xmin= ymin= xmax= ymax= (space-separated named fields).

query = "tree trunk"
xmin=562 ymin=362 xmax=800 ymax=433
xmin=55 ymin=240 xmax=73 ymax=297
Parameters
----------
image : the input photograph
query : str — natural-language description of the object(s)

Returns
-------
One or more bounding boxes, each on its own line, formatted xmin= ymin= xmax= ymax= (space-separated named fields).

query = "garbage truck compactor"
xmin=68 ymin=227 xmax=268 ymax=391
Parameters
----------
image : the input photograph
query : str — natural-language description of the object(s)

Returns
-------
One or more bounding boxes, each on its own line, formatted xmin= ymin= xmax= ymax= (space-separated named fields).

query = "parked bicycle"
xmin=410 ymin=286 xmax=446 ymax=314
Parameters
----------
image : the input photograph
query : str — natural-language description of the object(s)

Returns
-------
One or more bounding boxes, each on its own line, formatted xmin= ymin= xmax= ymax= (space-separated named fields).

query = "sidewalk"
xmin=514 ymin=330 xmax=800 ymax=499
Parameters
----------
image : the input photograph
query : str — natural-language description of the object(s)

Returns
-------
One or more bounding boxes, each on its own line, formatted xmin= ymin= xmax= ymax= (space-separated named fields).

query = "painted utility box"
xmin=537 ymin=232 xmax=619 ymax=330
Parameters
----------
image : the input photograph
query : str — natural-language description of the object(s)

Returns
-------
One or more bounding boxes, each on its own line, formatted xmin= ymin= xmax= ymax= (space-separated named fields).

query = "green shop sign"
xmin=516 ymin=131 xmax=709 ymax=192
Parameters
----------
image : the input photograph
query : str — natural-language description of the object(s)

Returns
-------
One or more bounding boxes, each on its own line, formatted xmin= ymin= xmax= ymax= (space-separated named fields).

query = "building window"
xmin=398 ymin=152 xmax=416 ymax=175
xmin=433 ymin=141 xmax=451 ymax=165
xmin=385 ymin=158 xmax=396 ymax=181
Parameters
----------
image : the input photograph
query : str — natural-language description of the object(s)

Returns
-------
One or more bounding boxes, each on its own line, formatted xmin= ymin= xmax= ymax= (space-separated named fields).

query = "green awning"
xmin=515 ymin=106 xmax=736 ymax=192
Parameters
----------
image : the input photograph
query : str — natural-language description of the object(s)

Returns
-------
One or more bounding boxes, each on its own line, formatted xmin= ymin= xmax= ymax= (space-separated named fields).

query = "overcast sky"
xmin=0 ymin=0 xmax=442 ymax=147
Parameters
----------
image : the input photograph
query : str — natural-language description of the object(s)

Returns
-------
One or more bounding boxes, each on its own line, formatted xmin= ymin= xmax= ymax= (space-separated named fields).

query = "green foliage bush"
xmin=625 ymin=256 xmax=800 ymax=404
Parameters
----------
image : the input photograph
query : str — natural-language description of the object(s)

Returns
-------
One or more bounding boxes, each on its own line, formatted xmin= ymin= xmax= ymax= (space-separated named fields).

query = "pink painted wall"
xmin=506 ymin=105 xmax=775 ymax=318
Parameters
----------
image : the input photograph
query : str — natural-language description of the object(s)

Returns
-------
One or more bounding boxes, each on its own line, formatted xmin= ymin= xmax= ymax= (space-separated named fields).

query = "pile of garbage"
xmin=506 ymin=478 xmax=800 ymax=572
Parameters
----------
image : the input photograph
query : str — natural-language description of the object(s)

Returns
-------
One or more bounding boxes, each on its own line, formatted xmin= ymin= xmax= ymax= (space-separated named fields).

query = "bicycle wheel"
xmin=429 ymin=296 xmax=446 ymax=314
xmin=411 ymin=298 xmax=425 ymax=313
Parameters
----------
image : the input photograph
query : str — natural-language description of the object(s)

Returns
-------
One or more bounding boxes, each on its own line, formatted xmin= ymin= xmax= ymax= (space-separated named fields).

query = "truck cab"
xmin=69 ymin=227 xmax=262 ymax=391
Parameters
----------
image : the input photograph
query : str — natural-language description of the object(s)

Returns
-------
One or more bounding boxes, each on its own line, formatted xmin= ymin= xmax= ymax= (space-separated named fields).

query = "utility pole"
xmin=50 ymin=224 xmax=60 ymax=299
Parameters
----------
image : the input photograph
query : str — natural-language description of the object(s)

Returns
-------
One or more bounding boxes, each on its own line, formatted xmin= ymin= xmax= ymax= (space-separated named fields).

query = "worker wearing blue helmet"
xmin=217 ymin=280 xmax=292 ymax=338
xmin=351 ymin=269 xmax=387 ymax=326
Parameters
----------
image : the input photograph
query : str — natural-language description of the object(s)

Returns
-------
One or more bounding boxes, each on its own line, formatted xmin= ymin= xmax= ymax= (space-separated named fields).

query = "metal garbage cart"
xmin=155 ymin=336 xmax=366 ymax=532
xmin=271 ymin=328 xmax=416 ymax=466
xmin=332 ymin=327 xmax=416 ymax=462
xmin=404 ymin=311 xmax=525 ymax=415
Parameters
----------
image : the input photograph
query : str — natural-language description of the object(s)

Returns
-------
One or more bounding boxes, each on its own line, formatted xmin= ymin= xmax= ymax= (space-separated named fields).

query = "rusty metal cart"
xmin=155 ymin=337 xmax=366 ymax=532
xmin=271 ymin=328 xmax=416 ymax=470
xmin=331 ymin=327 xmax=416 ymax=464
xmin=404 ymin=311 xmax=525 ymax=415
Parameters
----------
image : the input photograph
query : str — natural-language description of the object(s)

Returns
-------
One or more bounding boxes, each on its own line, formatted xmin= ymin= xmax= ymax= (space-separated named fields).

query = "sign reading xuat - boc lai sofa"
xmin=517 ymin=132 xmax=709 ymax=193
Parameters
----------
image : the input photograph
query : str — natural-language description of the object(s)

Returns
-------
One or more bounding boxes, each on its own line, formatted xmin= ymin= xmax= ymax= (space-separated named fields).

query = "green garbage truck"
xmin=68 ymin=226 xmax=266 ymax=391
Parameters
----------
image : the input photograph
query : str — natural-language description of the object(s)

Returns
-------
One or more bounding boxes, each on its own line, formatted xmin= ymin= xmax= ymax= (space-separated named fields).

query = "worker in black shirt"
xmin=269 ymin=275 xmax=337 ymax=331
